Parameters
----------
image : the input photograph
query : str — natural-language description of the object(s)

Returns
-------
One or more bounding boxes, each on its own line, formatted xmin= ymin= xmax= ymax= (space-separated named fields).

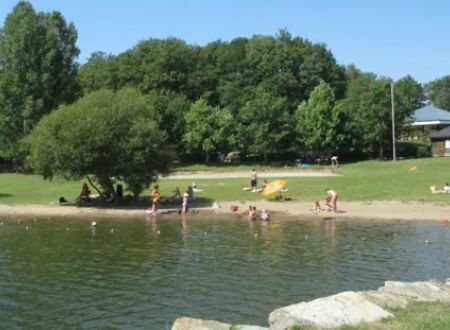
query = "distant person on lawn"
xmin=250 ymin=169 xmax=258 ymax=192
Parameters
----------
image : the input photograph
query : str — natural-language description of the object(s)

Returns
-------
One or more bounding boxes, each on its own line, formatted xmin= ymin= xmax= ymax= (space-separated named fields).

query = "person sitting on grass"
xmin=430 ymin=183 xmax=450 ymax=194
xmin=77 ymin=183 xmax=92 ymax=204
xmin=168 ymin=187 xmax=181 ymax=202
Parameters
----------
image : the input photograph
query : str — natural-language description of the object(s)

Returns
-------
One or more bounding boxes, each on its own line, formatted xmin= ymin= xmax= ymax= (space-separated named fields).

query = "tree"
xmin=26 ymin=88 xmax=173 ymax=198
xmin=295 ymin=81 xmax=345 ymax=158
xmin=394 ymin=75 xmax=424 ymax=132
xmin=183 ymin=98 xmax=236 ymax=163
xmin=0 ymin=1 xmax=79 ymax=158
xmin=425 ymin=75 xmax=450 ymax=110
xmin=78 ymin=52 xmax=119 ymax=93
xmin=240 ymin=86 xmax=291 ymax=162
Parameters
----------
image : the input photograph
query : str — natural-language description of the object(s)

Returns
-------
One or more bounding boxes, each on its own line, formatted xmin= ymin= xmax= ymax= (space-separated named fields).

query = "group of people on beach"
xmin=147 ymin=184 xmax=196 ymax=215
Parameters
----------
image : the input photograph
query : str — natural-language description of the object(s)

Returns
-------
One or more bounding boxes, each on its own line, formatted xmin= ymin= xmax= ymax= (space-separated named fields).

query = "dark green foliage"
xmin=296 ymin=81 xmax=346 ymax=158
xmin=183 ymin=98 xmax=236 ymax=163
xmin=0 ymin=1 xmax=79 ymax=158
xmin=77 ymin=30 xmax=348 ymax=161
xmin=425 ymin=75 xmax=450 ymax=110
xmin=26 ymin=88 xmax=173 ymax=197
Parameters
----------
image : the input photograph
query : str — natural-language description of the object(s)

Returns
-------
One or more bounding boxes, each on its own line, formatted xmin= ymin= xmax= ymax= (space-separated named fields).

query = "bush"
xmin=397 ymin=140 xmax=431 ymax=158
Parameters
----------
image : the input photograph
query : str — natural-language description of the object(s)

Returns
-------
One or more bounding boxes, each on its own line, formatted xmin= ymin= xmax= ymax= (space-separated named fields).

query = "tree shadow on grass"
xmin=0 ymin=193 xmax=12 ymax=198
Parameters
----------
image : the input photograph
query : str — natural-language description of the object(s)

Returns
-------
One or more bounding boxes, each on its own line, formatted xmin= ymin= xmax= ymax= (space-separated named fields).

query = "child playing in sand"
xmin=325 ymin=188 xmax=338 ymax=212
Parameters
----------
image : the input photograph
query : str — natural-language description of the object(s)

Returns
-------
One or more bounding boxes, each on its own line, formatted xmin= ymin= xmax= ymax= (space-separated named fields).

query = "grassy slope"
xmin=339 ymin=302 xmax=450 ymax=330
xmin=1 ymin=158 xmax=450 ymax=204
xmin=288 ymin=303 xmax=450 ymax=330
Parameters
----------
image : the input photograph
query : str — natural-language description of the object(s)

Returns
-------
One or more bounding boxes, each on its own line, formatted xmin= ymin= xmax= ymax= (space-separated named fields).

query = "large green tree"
xmin=183 ymin=98 xmax=236 ymax=163
xmin=0 ymin=1 xmax=79 ymax=158
xmin=240 ymin=86 xmax=291 ymax=162
xmin=295 ymin=81 xmax=345 ymax=158
xmin=425 ymin=75 xmax=450 ymax=110
xmin=27 ymin=88 xmax=173 ymax=198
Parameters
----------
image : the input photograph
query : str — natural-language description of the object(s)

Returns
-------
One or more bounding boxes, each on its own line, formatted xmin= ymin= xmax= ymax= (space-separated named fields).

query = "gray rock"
xmin=233 ymin=326 xmax=269 ymax=330
xmin=268 ymin=291 xmax=392 ymax=329
xmin=378 ymin=280 xmax=450 ymax=303
xmin=172 ymin=317 xmax=231 ymax=330
xmin=361 ymin=290 xmax=410 ymax=309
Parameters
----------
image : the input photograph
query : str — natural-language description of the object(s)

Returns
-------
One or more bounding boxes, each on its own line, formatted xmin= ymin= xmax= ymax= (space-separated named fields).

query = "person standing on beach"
xmin=250 ymin=169 xmax=258 ymax=192
xmin=325 ymin=188 xmax=338 ymax=212
xmin=181 ymin=191 xmax=189 ymax=215
xmin=150 ymin=185 xmax=160 ymax=214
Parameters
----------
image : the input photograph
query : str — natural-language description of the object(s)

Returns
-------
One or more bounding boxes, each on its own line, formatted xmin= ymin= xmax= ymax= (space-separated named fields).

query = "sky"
xmin=1 ymin=0 xmax=449 ymax=84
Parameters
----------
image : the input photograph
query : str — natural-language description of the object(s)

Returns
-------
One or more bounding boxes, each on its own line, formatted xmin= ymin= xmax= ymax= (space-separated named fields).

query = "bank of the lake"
xmin=0 ymin=199 xmax=449 ymax=223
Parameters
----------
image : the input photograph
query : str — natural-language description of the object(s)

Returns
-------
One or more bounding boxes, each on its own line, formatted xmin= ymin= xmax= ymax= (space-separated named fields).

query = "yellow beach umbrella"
xmin=262 ymin=179 xmax=287 ymax=196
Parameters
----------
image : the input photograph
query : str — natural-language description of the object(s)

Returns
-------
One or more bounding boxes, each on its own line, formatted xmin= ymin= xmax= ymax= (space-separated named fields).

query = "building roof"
xmin=411 ymin=104 xmax=450 ymax=126
xmin=430 ymin=125 xmax=450 ymax=139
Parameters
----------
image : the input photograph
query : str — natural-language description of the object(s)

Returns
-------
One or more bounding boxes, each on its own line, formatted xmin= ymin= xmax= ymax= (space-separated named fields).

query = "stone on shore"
xmin=171 ymin=317 xmax=230 ymax=330
xmin=378 ymin=280 xmax=450 ymax=303
xmin=268 ymin=291 xmax=392 ymax=329
xmin=171 ymin=318 xmax=268 ymax=330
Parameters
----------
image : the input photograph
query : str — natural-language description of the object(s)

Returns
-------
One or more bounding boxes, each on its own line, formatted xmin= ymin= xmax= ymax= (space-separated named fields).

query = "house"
xmin=410 ymin=104 xmax=450 ymax=139
xmin=430 ymin=126 xmax=450 ymax=157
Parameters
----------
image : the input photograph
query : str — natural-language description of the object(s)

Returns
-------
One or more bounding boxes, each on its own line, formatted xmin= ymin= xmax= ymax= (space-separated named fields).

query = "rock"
xmin=361 ymin=290 xmax=410 ymax=309
xmin=172 ymin=317 xmax=231 ymax=330
xmin=378 ymin=281 xmax=450 ymax=303
xmin=233 ymin=326 xmax=269 ymax=330
xmin=268 ymin=291 xmax=392 ymax=329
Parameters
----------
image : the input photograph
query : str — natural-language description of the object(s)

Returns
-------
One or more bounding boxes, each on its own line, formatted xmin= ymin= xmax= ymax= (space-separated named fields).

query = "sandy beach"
xmin=0 ymin=200 xmax=448 ymax=222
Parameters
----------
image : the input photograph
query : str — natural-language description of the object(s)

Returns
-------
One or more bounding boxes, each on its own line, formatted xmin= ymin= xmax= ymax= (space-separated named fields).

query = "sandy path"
xmin=164 ymin=169 xmax=339 ymax=179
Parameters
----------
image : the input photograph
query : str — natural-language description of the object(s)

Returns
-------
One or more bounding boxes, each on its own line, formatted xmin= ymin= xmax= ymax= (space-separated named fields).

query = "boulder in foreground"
xmin=268 ymin=291 xmax=392 ymax=329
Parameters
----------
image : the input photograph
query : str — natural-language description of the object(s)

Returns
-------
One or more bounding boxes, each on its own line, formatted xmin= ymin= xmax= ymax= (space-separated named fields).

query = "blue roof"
xmin=413 ymin=104 xmax=450 ymax=124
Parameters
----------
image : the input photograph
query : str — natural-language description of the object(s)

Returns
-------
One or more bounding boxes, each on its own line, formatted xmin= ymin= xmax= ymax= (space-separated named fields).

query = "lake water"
xmin=0 ymin=216 xmax=449 ymax=329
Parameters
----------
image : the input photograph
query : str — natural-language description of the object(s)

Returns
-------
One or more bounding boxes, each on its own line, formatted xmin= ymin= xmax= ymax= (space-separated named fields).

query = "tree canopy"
xmin=0 ymin=1 xmax=79 ymax=158
xmin=27 ymin=88 xmax=173 ymax=197
xmin=425 ymin=75 xmax=450 ymax=110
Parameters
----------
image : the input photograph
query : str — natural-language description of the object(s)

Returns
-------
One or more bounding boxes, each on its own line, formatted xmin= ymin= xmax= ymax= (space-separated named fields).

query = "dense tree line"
xmin=0 ymin=1 xmax=79 ymax=158
xmin=0 ymin=1 xmax=443 ymax=195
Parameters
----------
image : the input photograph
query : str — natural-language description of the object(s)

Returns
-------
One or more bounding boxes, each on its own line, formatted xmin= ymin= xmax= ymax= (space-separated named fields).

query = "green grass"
xmin=1 ymin=158 xmax=450 ymax=205
xmin=288 ymin=302 xmax=450 ymax=330
xmin=340 ymin=302 xmax=450 ymax=330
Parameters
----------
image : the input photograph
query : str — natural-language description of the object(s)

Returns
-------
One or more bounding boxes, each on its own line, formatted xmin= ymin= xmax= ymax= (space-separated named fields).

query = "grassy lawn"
xmin=337 ymin=302 xmax=450 ymax=330
xmin=1 ymin=157 xmax=450 ymax=205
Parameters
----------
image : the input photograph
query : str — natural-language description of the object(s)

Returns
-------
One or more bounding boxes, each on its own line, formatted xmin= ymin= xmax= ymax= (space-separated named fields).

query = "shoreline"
xmin=0 ymin=200 xmax=448 ymax=222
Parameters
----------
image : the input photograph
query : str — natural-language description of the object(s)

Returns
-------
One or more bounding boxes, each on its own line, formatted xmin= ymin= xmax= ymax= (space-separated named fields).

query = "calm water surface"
xmin=0 ymin=216 xmax=449 ymax=329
